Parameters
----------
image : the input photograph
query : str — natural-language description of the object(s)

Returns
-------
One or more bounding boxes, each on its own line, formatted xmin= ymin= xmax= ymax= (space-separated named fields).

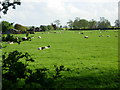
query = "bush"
xmin=40 ymin=25 xmax=48 ymax=31
xmin=2 ymin=50 xmax=70 ymax=89
xmin=2 ymin=50 xmax=34 ymax=89
xmin=2 ymin=34 xmax=33 ymax=44
xmin=2 ymin=34 xmax=22 ymax=44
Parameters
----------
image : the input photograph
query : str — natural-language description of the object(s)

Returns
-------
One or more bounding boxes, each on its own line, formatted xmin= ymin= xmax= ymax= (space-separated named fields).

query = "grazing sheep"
xmin=99 ymin=35 xmax=103 ymax=37
xmin=7 ymin=41 xmax=14 ymax=44
xmin=31 ymin=37 xmax=34 ymax=39
xmin=22 ymin=37 xmax=28 ymax=41
xmin=107 ymin=35 xmax=110 ymax=37
xmin=38 ymin=36 xmax=41 ymax=39
xmin=38 ymin=45 xmax=50 ymax=50
xmin=84 ymin=36 xmax=88 ymax=38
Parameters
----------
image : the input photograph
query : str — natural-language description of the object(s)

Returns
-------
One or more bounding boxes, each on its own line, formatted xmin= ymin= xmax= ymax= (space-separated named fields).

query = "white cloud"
xmin=21 ymin=0 xmax=44 ymax=2
xmin=63 ymin=0 xmax=118 ymax=3
xmin=1 ymin=0 xmax=119 ymax=26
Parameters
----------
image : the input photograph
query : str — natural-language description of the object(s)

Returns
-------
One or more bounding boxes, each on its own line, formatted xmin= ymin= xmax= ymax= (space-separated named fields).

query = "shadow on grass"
xmin=55 ymin=71 xmax=120 ymax=88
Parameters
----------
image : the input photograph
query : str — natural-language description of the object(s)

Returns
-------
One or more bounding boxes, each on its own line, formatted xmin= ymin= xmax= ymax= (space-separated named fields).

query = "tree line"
xmin=1 ymin=17 xmax=120 ymax=34
xmin=67 ymin=17 xmax=120 ymax=29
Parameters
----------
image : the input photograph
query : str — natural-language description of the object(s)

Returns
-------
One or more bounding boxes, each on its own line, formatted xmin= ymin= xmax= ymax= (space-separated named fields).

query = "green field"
xmin=2 ymin=30 xmax=119 ymax=88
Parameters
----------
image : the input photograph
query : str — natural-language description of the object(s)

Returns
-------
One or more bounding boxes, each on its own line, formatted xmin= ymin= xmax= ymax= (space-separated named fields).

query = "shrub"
xmin=2 ymin=50 xmax=70 ymax=89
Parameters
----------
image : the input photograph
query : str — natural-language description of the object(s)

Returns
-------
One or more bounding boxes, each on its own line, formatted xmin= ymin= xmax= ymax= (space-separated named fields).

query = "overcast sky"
xmin=1 ymin=0 xmax=119 ymax=26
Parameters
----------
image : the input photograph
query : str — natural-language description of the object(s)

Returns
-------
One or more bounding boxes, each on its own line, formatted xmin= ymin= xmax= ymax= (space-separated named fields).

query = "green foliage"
xmin=2 ymin=34 xmax=22 ymax=44
xmin=89 ymin=19 xmax=97 ymax=28
xmin=1 ymin=21 xmax=14 ymax=32
xmin=115 ymin=20 xmax=120 ymax=27
xmin=53 ymin=20 xmax=61 ymax=27
xmin=67 ymin=17 xmax=111 ymax=29
xmin=53 ymin=65 xmax=70 ymax=79
xmin=14 ymin=24 xmax=28 ymax=31
xmin=2 ymin=50 xmax=34 ymax=89
xmin=2 ymin=34 xmax=32 ymax=44
xmin=97 ymin=17 xmax=111 ymax=28
xmin=0 ymin=0 xmax=21 ymax=14
xmin=40 ymin=25 xmax=54 ymax=31
xmin=2 ymin=50 xmax=70 ymax=88
xmin=40 ymin=25 xmax=48 ymax=31
xmin=47 ymin=25 xmax=54 ymax=30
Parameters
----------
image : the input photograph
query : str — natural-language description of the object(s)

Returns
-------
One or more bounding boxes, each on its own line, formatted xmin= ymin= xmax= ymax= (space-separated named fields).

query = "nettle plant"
xmin=2 ymin=50 xmax=70 ymax=88
xmin=2 ymin=50 xmax=35 ymax=83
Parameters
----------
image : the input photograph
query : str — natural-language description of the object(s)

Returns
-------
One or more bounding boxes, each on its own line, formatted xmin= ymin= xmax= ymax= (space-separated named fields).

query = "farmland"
xmin=2 ymin=30 xmax=119 ymax=88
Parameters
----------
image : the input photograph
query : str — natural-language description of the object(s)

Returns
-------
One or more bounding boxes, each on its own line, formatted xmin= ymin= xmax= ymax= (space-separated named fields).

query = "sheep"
xmin=84 ymin=36 xmax=88 ymax=38
xmin=38 ymin=45 xmax=50 ymax=50
xmin=81 ymin=32 xmax=84 ymax=34
xmin=107 ymin=35 xmax=110 ymax=37
xmin=7 ymin=41 xmax=14 ymax=44
xmin=22 ymin=37 xmax=28 ymax=41
xmin=99 ymin=35 xmax=103 ymax=37
xmin=38 ymin=36 xmax=42 ymax=39
xmin=31 ymin=37 xmax=34 ymax=39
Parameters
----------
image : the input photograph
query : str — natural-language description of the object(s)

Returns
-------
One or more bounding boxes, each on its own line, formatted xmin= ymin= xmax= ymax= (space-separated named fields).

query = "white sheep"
xmin=84 ymin=36 xmax=88 ymax=38
xmin=7 ymin=41 xmax=14 ymax=44
xmin=38 ymin=47 xmax=42 ymax=50
xmin=22 ymin=37 xmax=28 ymax=41
xmin=38 ymin=45 xmax=50 ymax=50
xmin=38 ymin=36 xmax=42 ymax=39
xmin=31 ymin=36 xmax=34 ymax=39
xmin=107 ymin=35 xmax=110 ymax=37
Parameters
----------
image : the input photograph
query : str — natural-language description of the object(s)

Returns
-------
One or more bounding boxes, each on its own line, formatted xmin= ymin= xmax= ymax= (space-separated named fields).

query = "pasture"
xmin=2 ymin=30 xmax=119 ymax=88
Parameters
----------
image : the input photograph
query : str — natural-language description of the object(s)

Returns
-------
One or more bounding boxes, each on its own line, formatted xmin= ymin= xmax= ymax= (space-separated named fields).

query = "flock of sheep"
xmin=6 ymin=31 xmax=118 ymax=50
xmin=78 ymin=31 xmax=118 ymax=39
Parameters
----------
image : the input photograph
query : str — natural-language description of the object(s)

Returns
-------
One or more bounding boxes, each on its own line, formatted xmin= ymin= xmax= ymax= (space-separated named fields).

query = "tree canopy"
xmin=67 ymin=17 xmax=111 ymax=29
xmin=1 ymin=21 xmax=14 ymax=32
xmin=0 ymin=0 xmax=21 ymax=14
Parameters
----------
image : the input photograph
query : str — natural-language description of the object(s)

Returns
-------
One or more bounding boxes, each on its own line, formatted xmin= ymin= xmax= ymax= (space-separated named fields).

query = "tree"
xmin=88 ymin=19 xmax=97 ymax=28
xmin=67 ymin=17 xmax=89 ymax=29
xmin=78 ymin=19 xmax=89 ymax=29
xmin=97 ymin=17 xmax=111 ymax=28
xmin=67 ymin=19 xmax=74 ymax=29
xmin=51 ymin=23 xmax=57 ymax=30
xmin=2 ymin=21 xmax=14 ymax=32
xmin=14 ymin=24 xmax=28 ymax=31
xmin=0 ymin=0 xmax=21 ymax=14
xmin=47 ymin=25 xmax=54 ymax=30
xmin=53 ymin=20 xmax=60 ymax=28
xmin=73 ymin=17 xmax=81 ymax=29
xmin=115 ymin=20 xmax=120 ymax=27
xmin=40 ymin=25 xmax=48 ymax=31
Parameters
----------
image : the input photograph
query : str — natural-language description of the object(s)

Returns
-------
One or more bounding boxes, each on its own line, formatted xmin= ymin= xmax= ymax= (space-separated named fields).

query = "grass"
xmin=2 ymin=30 xmax=119 ymax=88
